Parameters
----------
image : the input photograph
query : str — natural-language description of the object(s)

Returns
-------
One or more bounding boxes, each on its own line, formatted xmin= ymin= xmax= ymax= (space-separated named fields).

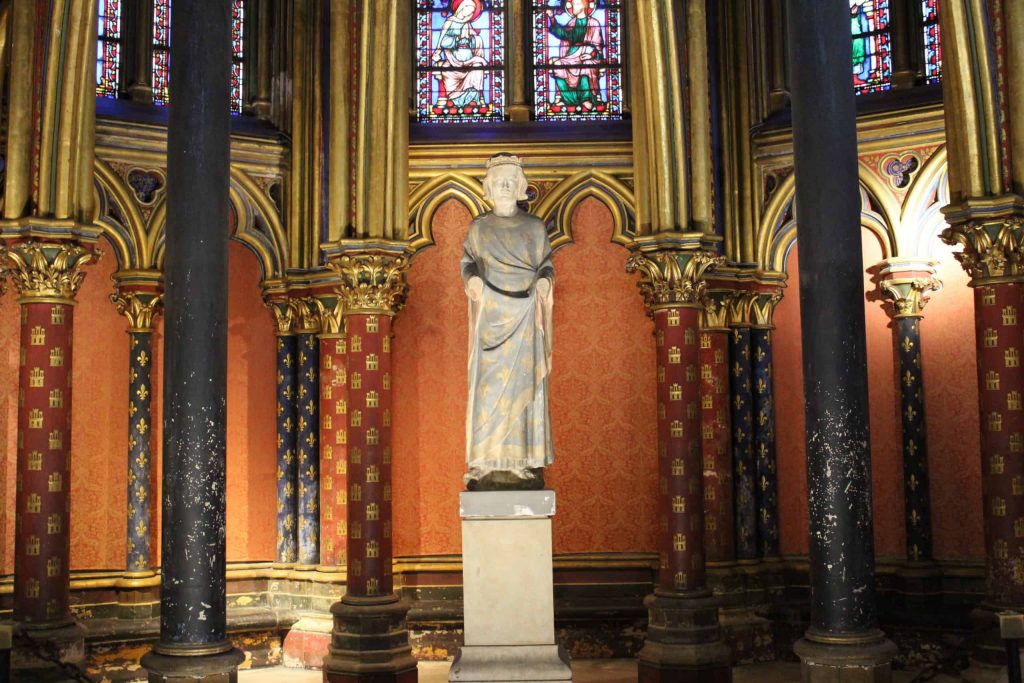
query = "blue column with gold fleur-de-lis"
xmin=879 ymin=265 xmax=941 ymax=562
xmin=729 ymin=293 xmax=757 ymax=561
xmin=751 ymin=291 xmax=782 ymax=558
xmin=268 ymin=298 xmax=299 ymax=565
xmin=296 ymin=300 xmax=321 ymax=566
xmin=111 ymin=283 xmax=163 ymax=576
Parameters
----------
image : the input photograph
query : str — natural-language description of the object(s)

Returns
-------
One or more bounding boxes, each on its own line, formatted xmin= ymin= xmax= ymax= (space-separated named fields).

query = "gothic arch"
xmin=758 ymin=170 xmax=898 ymax=273
xmin=92 ymin=159 xmax=149 ymax=269
xmin=899 ymin=145 xmax=950 ymax=258
xmin=406 ymin=173 xmax=488 ymax=254
xmin=150 ymin=168 xmax=287 ymax=280
xmin=532 ymin=171 xmax=636 ymax=251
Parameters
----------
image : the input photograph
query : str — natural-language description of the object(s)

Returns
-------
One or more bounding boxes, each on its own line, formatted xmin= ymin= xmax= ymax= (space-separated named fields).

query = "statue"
xmin=461 ymin=154 xmax=554 ymax=491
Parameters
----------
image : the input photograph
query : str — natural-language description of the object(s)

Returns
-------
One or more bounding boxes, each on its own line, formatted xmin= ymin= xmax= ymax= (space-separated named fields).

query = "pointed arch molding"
xmin=93 ymin=164 xmax=287 ymax=280
xmin=406 ymin=170 xmax=637 ymax=255
xmin=757 ymin=169 xmax=903 ymax=273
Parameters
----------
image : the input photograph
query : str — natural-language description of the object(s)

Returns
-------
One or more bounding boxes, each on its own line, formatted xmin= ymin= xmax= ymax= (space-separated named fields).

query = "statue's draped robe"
xmin=461 ymin=211 xmax=555 ymax=477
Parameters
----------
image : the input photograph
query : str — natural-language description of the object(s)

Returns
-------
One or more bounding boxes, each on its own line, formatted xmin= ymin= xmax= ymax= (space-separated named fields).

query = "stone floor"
xmin=239 ymin=660 xmax=961 ymax=682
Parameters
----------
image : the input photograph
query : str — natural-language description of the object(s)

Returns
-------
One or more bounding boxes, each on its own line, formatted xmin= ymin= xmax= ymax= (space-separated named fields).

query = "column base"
xmin=637 ymin=592 xmax=732 ymax=683
xmin=11 ymin=620 xmax=86 ymax=681
xmin=139 ymin=645 xmax=245 ymax=682
xmin=793 ymin=632 xmax=897 ymax=683
xmin=961 ymin=606 xmax=1019 ymax=683
xmin=322 ymin=594 xmax=418 ymax=683
xmin=282 ymin=615 xmax=333 ymax=668
xmin=449 ymin=644 xmax=571 ymax=682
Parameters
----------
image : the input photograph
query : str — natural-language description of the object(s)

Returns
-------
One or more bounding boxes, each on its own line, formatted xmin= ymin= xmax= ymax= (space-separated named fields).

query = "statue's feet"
xmin=465 ymin=467 xmax=545 ymax=491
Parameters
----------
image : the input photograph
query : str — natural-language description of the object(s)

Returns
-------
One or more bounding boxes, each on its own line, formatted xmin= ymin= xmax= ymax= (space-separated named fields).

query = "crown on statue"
xmin=485 ymin=153 xmax=523 ymax=170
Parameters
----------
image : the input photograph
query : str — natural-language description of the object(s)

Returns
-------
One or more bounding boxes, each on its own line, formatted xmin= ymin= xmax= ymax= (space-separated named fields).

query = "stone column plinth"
xmin=627 ymin=246 xmax=732 ymax=683
xmin=449 ymin=491 xmax=571 ymax=682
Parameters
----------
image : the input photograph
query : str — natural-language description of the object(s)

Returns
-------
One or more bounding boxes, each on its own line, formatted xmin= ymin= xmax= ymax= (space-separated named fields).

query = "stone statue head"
xmin=482 ymin=153 xmax=529 ymax=203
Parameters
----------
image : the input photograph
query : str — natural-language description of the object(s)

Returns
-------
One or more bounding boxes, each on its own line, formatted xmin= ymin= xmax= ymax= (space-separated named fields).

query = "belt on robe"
xmin=484 ymin=279 xmax=531 ymax=298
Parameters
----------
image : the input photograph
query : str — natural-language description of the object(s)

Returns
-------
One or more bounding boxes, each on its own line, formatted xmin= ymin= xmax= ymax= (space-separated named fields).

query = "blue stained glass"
xmin=416 ymin=0 xmax=505 ymax=123
xmin=921 ymin=0 xmax=942 ymax=84
xmin=850 ymin=0 xmax=892 ymax=94
xmin=152 ymin=0 xmax=171 ymax=105
xmin=97 ymin=0 xmax=122 ymax=98
xmin=532 ymin=0 xmax=622 ymax=121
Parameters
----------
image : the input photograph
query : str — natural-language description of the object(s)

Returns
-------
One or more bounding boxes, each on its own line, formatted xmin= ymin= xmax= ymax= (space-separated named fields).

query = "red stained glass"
xmin=152 ymin=0 xmax=171 ymax=105
xmin=96 ymin=0 xmax=122 ymax=98
xmin=532 ymin=0 xmax=622 ymax=121
xmin=850 ymin=0 xmax=892 ymax=94
xmin=922 ymin=0 xmax=941 ymax=84
xmin=416 ymin=0 xmax=505 ymax=123
xmin=232 ymin=0 xmax=245 ymax=113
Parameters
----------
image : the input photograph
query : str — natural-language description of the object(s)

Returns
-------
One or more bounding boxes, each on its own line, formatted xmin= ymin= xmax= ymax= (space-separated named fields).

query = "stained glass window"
xmin=152 ymin=0 xmax=171 ymax=105
xmin=232 ymin=0 xmax=245 ymax=114
xmin=921 ymin=0 xmax=941 ymax=84
xmin=96 ymin=0 xmax=122 ymax=98
xmin=532 ymin=0 xmax=622 ymax=121
xmin=850 ymin=0 xmax=891 ymax=94
xmin=416 ymin=0 xmax=505 ymax=123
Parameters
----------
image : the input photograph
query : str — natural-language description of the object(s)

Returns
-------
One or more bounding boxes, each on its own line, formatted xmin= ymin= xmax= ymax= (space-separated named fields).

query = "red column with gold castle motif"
xmin=942 ymin=217 xmax=1024 ymax=672
xmin=700 ymin=293 xmax=734 ymax=565
xmin=318 ymin=296 xmax=349 ymax=571
xmin=322 ymin=250 xmax=416 ymax=683
xmin=627 ymin=245 xmax=731 ymax=683
xmin=1 ymin=241 xmax=94 ymax=663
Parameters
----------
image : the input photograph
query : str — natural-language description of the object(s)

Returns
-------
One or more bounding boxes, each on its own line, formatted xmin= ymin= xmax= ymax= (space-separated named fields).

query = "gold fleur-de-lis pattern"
xmin=126 ymin=330 xmax=155 ymax=573
xmin=296 ymin=331 xmax=321 ymax=565
xmin=276 ymin=334 xmax=300 ymax=564
xmin=751 ymin=328 xmax=779 ymax=558
xmin=730 ymin=326 xmax=757 ymax=560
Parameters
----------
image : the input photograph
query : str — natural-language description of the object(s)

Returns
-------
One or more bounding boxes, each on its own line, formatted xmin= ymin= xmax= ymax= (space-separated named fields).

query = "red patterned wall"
xmin=392 ymin=198 xmax=659 ymax=557
xmin=774 ymin=235 xmax=982 ymax=561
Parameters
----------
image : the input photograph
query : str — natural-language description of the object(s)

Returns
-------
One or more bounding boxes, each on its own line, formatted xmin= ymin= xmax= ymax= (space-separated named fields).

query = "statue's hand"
xmin=466 ymin=276 xmax=484 ymax=301
xmin=536 ymin=278 xmax=551 ymax=299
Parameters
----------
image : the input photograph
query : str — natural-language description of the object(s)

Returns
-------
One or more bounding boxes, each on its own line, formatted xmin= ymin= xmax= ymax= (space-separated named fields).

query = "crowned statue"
xmin=461 ymin=154 xmax=555 ymax=491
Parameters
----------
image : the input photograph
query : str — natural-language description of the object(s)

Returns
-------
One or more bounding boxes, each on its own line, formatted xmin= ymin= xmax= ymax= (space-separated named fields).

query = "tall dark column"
xmin=140 ymin=0 xmax=243 ymax=678
xmin=787 ymin=1 xmax=896 ymax=679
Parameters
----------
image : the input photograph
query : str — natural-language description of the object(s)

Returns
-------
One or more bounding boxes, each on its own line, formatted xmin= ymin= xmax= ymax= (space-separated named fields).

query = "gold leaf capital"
xmin=330 ymin=252 xmax=410 ymax=316
xmin=625 ymin=250 xmax=723 ymax=314
xmin=879 ymin=276 xmax=942 ymax=319
xmin=1 ymin=241 xmax=96 ymax=302
xmin=941 ymin=217 xmax=1024 ymax=283
xmin=111 ymin=290 xmax=163 ymax=331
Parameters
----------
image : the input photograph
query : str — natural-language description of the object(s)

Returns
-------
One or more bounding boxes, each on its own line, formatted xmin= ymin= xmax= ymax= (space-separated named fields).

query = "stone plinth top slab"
xmin=459 ymin=490 xmax=556 ymax=519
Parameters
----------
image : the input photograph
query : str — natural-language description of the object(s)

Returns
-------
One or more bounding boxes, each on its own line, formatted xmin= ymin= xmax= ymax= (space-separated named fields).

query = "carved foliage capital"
xmin=941 ymin=217 xmax=1024 ymax=282
xmin=330 ymin=253 xmax=410 ymax=316
xmin=879 ymin=276 xmax=942 ymax=318
xmin=625 ymin=250 xmax=724 ymax=313
xmin=111 ymin=290 xmax=163 ymax=331
xmin=313 ymin=297 xmax=345 ymax=335
xmin=751 ymin=291 xmax=783 ymax=328
xmin=0 ymin=240 xmax=96 ymax=301
xmin=266 ymin=299 xmax=298 ymax=335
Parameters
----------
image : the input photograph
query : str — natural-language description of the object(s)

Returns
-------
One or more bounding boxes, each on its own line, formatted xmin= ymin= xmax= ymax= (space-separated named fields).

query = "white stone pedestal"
xmin=449 ymin=490 xmax=572 ymax=683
